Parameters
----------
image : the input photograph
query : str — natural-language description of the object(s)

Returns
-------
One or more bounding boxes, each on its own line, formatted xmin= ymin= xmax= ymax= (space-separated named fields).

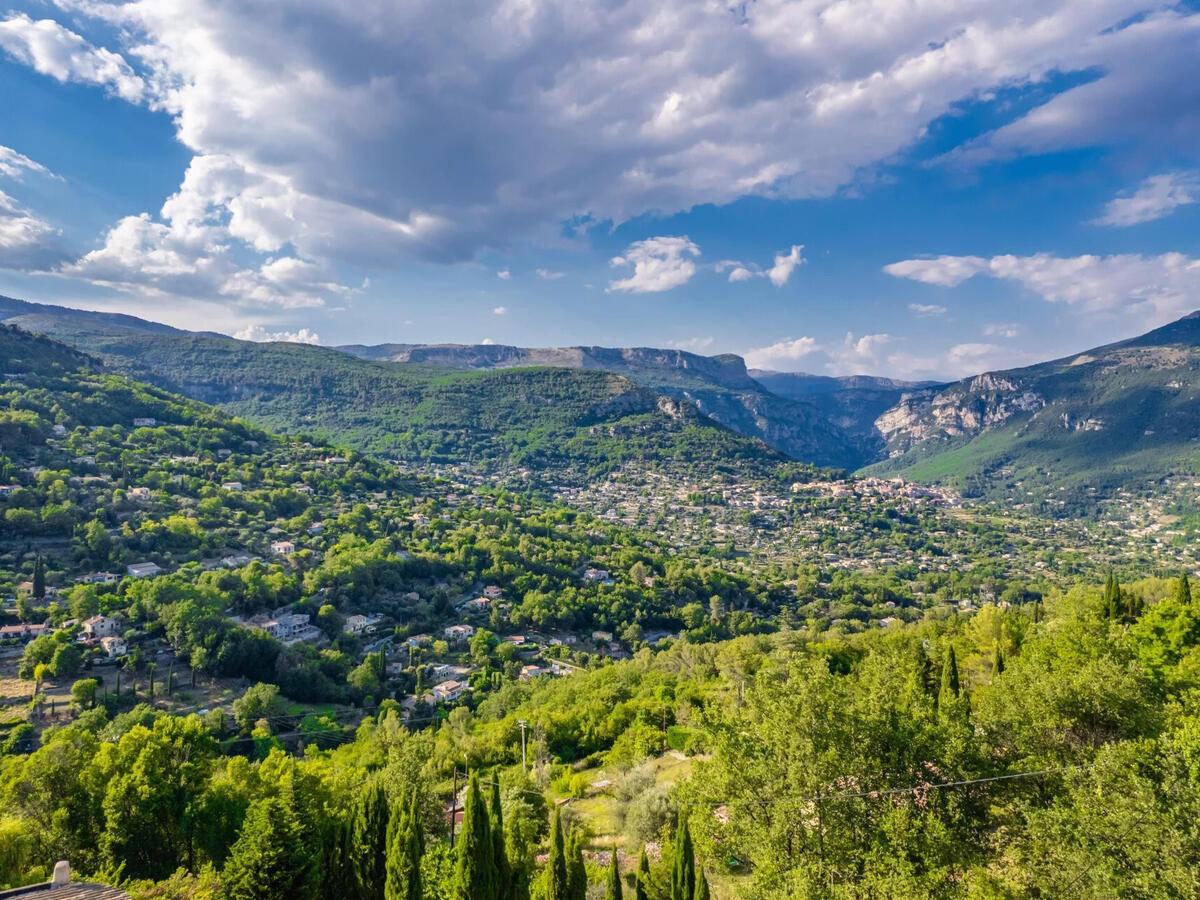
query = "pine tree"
xmin=385 ymin=793 xmax=422 ymax=900
xmin=605 ymin=848 xmax=623 ymax=900
xmin=670 ymin=818 xmax=695 ymax=900
xmin=490 ymin=777 xmax=511 ymax=900
xmin=32 ymin=554 xmax=45 ymax=600
xmin=635 ymin=849 xmax=651 ymax=900
xmin=352 ymin=781 xmax=390 ymax=900
xmin=223 ymin=797 xmax=316 ymax=900
xmin=453 ymin=772 xmax=497 ymax=900
xmin=567 ymin=828 xmax=587 ymax=900
xmin=547 ymin=807 xmax=569 ymax=900
xmin=1177 ymin=570 xmax=1193 ymax=607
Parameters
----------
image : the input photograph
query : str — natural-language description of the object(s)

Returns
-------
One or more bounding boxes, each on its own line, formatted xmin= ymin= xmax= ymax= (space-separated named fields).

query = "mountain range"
xmin=3 ymin=293 xmax=1198 ymax=507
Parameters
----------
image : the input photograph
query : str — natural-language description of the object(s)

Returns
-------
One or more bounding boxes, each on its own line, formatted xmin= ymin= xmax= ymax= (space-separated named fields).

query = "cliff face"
xmin=339 ymin=341 xmax=868 ymax=468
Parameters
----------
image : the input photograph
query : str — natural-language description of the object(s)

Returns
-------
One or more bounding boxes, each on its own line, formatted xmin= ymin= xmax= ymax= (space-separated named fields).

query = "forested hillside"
xmin=4 ymin=569 xmax=1199 ymax=898
xmin=870 ymin=311 xmax=1200 ymax=512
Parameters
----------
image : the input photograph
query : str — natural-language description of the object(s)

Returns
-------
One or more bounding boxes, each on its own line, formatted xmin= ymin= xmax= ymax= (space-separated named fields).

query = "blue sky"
xmin=1 ymin=0 xmax=1199 ymax=379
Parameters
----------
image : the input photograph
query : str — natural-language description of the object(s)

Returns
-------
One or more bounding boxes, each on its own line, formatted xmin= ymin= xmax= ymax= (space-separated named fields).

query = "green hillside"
xmin=27 ymin=329 xmax=785 ymax=481
xmin=869 ymin=311 xmax=1200 ymax=512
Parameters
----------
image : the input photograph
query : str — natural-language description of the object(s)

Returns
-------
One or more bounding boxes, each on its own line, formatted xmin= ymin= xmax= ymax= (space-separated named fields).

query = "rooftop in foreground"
xmin=0 ymin=863 xmax=130 ymax=900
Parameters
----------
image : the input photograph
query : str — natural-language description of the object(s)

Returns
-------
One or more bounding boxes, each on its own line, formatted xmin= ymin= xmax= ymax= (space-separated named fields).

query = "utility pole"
xmin=518 ymin=719 xmax=528 ymax=775
xmin=450 ymin=767 xmax=460 ymax=849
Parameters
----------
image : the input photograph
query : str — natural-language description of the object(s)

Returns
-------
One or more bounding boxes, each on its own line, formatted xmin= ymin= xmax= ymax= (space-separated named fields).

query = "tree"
xmin=385 ymin=792 xmax=422 ymax=900
xmin=98 ymin=716 xmax=217 ymax=879
xmin=32 ymin=554 xmax=45 ymax=600
xmin=694 ymin=869 xmax=709 ymax=900
xmin=232 ymin=682 xmax=283 ymax=732
xmin=567 ymin=828 xmax=587 ymax=900
xmin=1104 ymin=572 xmax=1120 ymax=620
xmin=453 ymin=772 xmax=497 ymax=900
xmin=1177 ymin=571 xmax=1193 ymax=608
xmin=635 ymin=849 xmax=651 ymax=900
xmin=992 ymin=644 xmax=1005 ymax=678
xmin=547 ymin=806 xmax=569 ymax=900
xmin=940 ymin=644 xmax=960 ymax=699
xmin=222 ymin=797 xmax=316 ymax=900
xmin=490 ymin=777 xmax=511 ymax=900
xmin=70 ymin=678 xmax=98 ymax=710
xmin=605 ymin=848 xmax=623 ymax=900
xmin=670 ymin=818 xmax=695 ymax=900
xmin=352 ymin=781 xmax=390 ymax=900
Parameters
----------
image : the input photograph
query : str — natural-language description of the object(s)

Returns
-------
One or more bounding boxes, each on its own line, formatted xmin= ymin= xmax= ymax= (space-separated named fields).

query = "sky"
xmin=1 ymin=0 xmax=1199 ymax=380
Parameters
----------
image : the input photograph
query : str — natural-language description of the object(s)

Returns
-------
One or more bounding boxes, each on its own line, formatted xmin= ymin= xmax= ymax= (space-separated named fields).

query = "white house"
xmin=583 ymin=567 xmax=611 ymax=583
xmin=100 ymin=636 xmax=128 ymax=658
xmin=242 ymin=612 xmax=321 ymax=645
xmin=132 ymin=417 xmax=156 ymax=427
xmin=127 ymin=486 xmax=151 ymax=501
xmin=82 ymin=615 xmax=122 ymax=639
xmin=270 ymin=540 xmax=296 ymax=556
xmin=78 ymin=572 xmax=118 ymax=585
xmin=431 ymin=680 xmax=468 ymax=703
xmin=444 ymin=624 xmax=475 ymax=643
xmin=482 ymin=585 xmax=503 ymax=600
xmin=126 ymin=562 xmax=162 ymax=578
xmin=344 ymin=614 xmax=384 ymax=635
xmin=221 ymin=481 xmax=243 ymax=492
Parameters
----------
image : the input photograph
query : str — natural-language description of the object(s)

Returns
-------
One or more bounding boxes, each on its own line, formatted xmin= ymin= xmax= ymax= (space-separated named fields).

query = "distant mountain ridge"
xmin=867 ymin=310 xmax=1200 ymax=510
xmin=6 ymin=293 xmax=1200 ymax=508
xmin=339 ymin=341 xmax=890 ymax=467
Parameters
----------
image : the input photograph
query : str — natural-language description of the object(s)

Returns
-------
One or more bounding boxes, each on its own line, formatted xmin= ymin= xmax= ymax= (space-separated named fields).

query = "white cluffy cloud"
xmin=1094 ymin=172 xmax=1200 ymax=227
xmin=767 ymin=245 xmax=805 ymax=287
xmin=0 ymin=14 xmax=144 ymax=102
xmin=0 ymin=144 xmax=56 ymax=181
xmin=496 ymin=269 xmax=511 ymax=280
xmin=908 ymin=303 xmax=947 ymax=317
xmin=745 ymin=333 xmax=892 ymax=373
xmin=746 ymin=330 xmax=1036 ymax=379
xmin=0 ymin=145 xmax=67 ymax=271
xmin=885 ymin=252 xmax=1200 ymax=326
xmin=492 ymin=306 xmax=508 ymax=315
xmin=233 ymin=325 xmax=322 ymax=344
xmin=536 ymin=268 xmax=564 ymax=280
xmin=717 ymin=245 xmax=805 ymax=286
xmin=609 ymin=236 xmax=700 ymax=293
xmin=666 ymin=336 xmax=715 ymax=352
xmin=0 ymin=0 xmax=1194 ymax=311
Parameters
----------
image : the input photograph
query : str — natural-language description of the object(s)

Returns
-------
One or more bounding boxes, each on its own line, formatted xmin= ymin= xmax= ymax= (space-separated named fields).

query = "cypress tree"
xmin=223 ymin=797 xmax=316 ymax=900
xmin=605 ymin=848 xmax=623 ymax=900
xmin=992 ymin=644 xmax=1005 ymax=677
xmin=567 ymin=828 xmax=587 ymax=900
xmin=32 ymin=555 xmax=45 ymax=600
xmin=1104 ymin=572 xmax=1119 ymax=620
xmin=938 ymin=644 xmax=964 ymax=723
xmin=670 ymin=818 xmax=695 ymax=900
xmin=352 ymin=781 xmax=390 ymax=900
xmin=940 ymin=645 xmax=960 ymax=697
xmin=490 ymin=776 xmax=511 ymax=900
xmin=547 ymin=806 xmax=569 ymax=900
xmin=454 ymin=772 xmax=497 ymax=900
xmin=635 ymin=849 xmax=651 ymax=900
xmin=695 ymin=868 xmax=709 ymax=900
xmin=385 ymin=793 xmax=421 ymax=900
xmin=323 ymin=818 xmax=357 ymax=898
xmin=1177 ymin=571 xmax=1193 ymax=607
